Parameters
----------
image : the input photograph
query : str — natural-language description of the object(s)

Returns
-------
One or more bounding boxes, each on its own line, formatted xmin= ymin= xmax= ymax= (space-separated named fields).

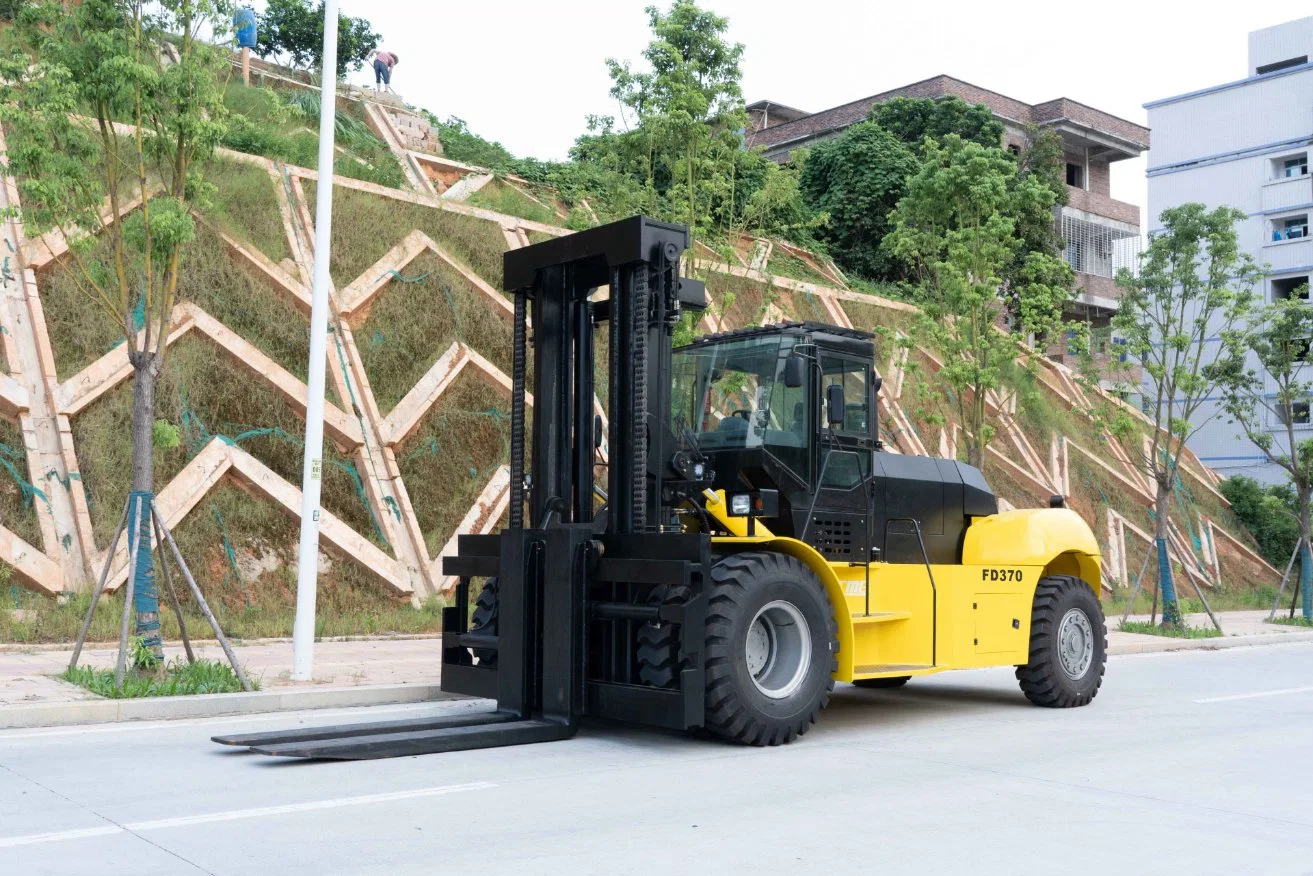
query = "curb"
xmin=0 ymin=683 xmax=460 ymax=730
xmin=0 ymin=634 xmax=444 ymax=654
xmin=1109 ymin=630 xmax=1313 ymax=656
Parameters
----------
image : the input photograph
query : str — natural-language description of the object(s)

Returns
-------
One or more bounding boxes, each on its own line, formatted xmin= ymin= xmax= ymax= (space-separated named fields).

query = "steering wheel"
xmin=732 ymin=410 xmax=751 ymax=421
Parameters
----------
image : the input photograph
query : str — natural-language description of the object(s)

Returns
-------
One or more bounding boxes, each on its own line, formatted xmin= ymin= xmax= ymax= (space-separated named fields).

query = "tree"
xmin=1217 ymin=293 xmax=1313 ymax=620
xmin=800 ymin=97 xmax=1069 ymax=286
xmin=255 ymin=0 xmax=380 ymax=80
xmin=869 ymin=95 xmax=1003 ymax=151
xmin=0 ymin=0 xmax=231 ymax=659
xmin=1218 ymin=476 xmax=1300 ymax=570
xmin=1112 ymin=203 xmax=1258 ymax=627
xmin=884 ymin=135 xmax=1070 ymax=467
xmin=799 ymin=122 xmax=918 ymax=278
xmin=603 ymin=0 xmax=748 ymax=238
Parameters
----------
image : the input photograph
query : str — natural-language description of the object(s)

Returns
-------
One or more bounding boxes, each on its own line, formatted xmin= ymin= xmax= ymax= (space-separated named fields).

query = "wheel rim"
xmin=1057 ymin=607 xmax=1095 ymax=680
xmin=744 ymin=600 xmax=812 ymax=699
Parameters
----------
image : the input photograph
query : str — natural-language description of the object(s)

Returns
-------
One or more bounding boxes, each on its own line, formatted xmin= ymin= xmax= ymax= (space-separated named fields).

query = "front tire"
xmin=703 ymin=552 xmax=838 ymax=746
xmin=1016 ymin=575 xmax=1106 ymax=707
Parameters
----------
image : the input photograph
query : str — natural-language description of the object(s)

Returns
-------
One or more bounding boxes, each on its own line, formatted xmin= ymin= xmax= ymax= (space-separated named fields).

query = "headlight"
xmin=693 ymin=462 xmax=705 ymax=479
xmin=730 ymin=493 xmax=752 ymax=516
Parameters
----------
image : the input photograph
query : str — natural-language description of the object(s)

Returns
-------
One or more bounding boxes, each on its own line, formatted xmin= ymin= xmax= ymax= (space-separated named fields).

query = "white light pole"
xmin=291 ymin=0 xmax=340 ymax=681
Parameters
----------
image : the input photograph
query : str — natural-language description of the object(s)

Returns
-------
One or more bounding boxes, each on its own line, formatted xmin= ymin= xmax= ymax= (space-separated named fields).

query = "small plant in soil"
xmin=62 ymin=637 xmax=256 ymax=699
xmin=1268 ymin=616 xmax=1313 ymax=628
xmin=1119 ymin=620 xmax=1222 ymax=639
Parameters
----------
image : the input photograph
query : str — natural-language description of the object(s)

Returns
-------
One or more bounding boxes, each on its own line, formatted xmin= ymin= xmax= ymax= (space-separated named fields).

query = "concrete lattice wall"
xmin=0 ymin=96 xmax=1279 ymax=605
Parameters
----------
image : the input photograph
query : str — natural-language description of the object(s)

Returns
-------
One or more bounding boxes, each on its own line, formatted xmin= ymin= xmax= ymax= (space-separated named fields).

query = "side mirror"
xmin=784 ymin=355 xmax=805 ymax=388
xmin=826 ymin=383 xmax=845 ymax=426
xmin=594 ymin=414 xmax=604 ymax=449
xmin=872 ymin=376 xmax=883 ymax=398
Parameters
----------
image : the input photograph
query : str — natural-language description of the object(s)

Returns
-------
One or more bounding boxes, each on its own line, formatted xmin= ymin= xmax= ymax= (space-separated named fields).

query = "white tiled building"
xmin=1146 ymin=16 xmax=1313 ymax=482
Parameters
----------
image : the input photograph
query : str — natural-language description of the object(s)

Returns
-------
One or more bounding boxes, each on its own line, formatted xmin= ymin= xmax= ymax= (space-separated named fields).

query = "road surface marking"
xmin=1195 ymin=685 xmax=1313 ymax=704
xmin=0 ymin=781 xmax=495 ymax=848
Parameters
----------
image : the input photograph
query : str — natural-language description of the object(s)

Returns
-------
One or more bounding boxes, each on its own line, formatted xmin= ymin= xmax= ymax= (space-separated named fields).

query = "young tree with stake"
xmin=0 ymin=0 xmax=233 ymax=663
xmin=1112 ymin=203 xmax=1258 ymax=628
xmin=1217 ymin=292 xmax=1313 ymax=622
xmin=604 ymin=0 xmax=747 ymax=242
xmin=884 ymin=134 xmax=1072 ymax=468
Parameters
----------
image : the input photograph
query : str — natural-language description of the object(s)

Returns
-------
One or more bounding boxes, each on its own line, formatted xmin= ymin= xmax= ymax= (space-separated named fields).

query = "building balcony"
xmin=1059 ymin=206 xmax=1141 ymax=313
xmin=1065 ymin=186 xmax=1141 ymax=227
xmin=1261 ymin=235 xmax=1313 ymax=272
xmin=1070 ymin=272 xmax=1123 ymax=320
xmin=1261 ymin=174 xmax=1313 ymax=214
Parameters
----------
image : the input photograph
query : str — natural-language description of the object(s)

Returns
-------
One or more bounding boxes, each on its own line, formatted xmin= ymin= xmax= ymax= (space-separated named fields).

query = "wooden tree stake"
xmin=156 ymin=502 xmax=253 ymax=692
xmin=68 ymin=497 xmax=129 ymax=671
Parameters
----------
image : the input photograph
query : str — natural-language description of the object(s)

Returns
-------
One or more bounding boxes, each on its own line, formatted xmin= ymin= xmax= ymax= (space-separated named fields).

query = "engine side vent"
xmin=811 ymin=517 xmax=854 ymax=559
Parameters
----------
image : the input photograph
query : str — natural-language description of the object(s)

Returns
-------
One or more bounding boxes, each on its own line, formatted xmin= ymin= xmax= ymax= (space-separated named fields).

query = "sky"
xmin=310 ymin=1 xmax=1308 ymax=214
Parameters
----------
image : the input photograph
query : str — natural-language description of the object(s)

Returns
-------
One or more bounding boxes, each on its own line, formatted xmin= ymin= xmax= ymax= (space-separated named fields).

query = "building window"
xmin=1066 ymin=163 xmax=1083 ymax=187
xmin=1272 ymin=275 xmax=1310 ymax=300
xmin=1256 ymin=55 xmax=1308 ymax=75
xmin=1275 ymin=216 xmax=1309 ymax=241
xmin=1285 ymin=155 xmax=1309 ymax=178
xmin=1279 ymin=401 xmax=1312 ymax=425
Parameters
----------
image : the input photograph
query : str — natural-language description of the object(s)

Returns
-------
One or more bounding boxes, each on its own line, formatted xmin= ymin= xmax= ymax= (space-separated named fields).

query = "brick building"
xmin=747 ymin=76 xmax=1151 ymax=384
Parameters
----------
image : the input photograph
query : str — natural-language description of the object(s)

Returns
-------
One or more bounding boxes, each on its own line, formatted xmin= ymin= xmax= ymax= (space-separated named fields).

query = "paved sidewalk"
xmin=2 ymin=609 xmax=1310 ymax=727
xmin=0 ymin=636 xmax=443 ymax=709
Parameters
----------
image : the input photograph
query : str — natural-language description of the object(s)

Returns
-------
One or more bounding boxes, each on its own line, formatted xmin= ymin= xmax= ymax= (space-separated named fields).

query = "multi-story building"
xmin=747 ymin=75 xmax=1150 ymax=383
xmin=1145 ymin=16 xmax=1313 ymax=482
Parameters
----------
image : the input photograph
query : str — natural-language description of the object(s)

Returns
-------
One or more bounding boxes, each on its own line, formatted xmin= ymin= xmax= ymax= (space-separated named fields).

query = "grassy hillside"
xmin=0 ymin=71 xmax=1278 ymax=641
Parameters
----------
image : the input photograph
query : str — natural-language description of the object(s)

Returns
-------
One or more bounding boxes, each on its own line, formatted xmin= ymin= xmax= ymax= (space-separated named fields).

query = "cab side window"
xmin=821 ymin=356 xmax=871 ymax=437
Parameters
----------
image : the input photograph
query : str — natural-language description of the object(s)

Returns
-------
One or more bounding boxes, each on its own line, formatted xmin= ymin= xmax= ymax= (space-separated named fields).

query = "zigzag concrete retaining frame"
xmin=0 ymin=104 xmax=1276 ymax=604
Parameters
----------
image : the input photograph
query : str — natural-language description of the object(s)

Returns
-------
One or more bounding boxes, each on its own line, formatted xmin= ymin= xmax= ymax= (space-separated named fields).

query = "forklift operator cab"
xmin=671 ymin=323 xmax=998 ymax=568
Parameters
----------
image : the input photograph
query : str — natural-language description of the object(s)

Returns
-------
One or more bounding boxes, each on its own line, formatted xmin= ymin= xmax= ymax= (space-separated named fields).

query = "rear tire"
xmin=853 ymin=676 xmax=910 ymax=689
xmin=637 ymin=584 xmax=689 ymax=688
xmin=468 ymin=578 xmax=498 ymax=666
xmin=703 ymin=552 xmax=837 ymax=746
xmin=1016 ymin=575 xmax=1106 ymax=708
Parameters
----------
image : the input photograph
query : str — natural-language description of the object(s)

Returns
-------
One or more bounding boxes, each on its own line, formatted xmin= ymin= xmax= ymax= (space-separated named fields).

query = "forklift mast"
xmin=214 ymin=217 xmax=715 ymax=758
xmin=501 ymin=215 xmax=704 ymax=534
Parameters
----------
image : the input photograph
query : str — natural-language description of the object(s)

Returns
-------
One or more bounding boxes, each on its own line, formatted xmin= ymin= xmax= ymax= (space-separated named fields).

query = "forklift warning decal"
xmin=981 ymin=568 xmax=1025 ymax=583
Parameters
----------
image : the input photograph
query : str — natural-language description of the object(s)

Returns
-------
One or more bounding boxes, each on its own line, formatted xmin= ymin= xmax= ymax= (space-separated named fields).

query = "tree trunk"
xmin=1154 ymin=479 xmax=1181 ymax=627
xmin=129 ymin=353 xmax=163 ymax=661
xmin=966 ymin=438 xmax=982 ymax=470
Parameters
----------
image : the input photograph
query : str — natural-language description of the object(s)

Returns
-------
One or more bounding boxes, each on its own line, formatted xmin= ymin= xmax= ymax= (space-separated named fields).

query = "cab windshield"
xmin=670 ymin=336 xmax=810 ymax=468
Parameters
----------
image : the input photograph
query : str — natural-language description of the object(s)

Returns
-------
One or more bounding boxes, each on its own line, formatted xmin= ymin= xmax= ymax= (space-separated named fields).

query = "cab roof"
xmin=677 ymin=321 xmax=875 ymax=358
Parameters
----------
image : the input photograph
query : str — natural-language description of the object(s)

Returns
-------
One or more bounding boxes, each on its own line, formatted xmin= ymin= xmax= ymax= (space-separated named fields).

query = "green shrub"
xmin=63 ymin=656 xmax=254 ymax=698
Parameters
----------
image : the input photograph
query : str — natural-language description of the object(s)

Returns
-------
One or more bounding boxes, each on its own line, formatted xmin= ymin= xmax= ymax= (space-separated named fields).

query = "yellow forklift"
xmin=215 ymin=216 xmax=1106 ymax=759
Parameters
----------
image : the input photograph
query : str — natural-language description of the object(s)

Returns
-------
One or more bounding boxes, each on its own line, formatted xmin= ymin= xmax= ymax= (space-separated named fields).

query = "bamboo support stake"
xmin=1119 ymin=550 xmax=1154 ymax=627
xmin=1191 ymin=573 xmax=1224 ymax=634
xmin=1268 ymin=545 xmax=1299 ymax=621
xmin=153 ymin=512 xmax=195 ymax=664
xmin=157 ymin=503 xmax=253 ymax=692
xmin=68 ymin=497 xmax=129 ymax=671
xmin=113 ymin=498 xmax=143 ymax=691
xmin=1150 ymin=572 xmax=1159 ymax=626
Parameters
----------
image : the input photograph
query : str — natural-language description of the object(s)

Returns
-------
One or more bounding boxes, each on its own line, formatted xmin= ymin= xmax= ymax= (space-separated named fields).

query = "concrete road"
xmin=2 ymin=643 xmax=1311 ymax=876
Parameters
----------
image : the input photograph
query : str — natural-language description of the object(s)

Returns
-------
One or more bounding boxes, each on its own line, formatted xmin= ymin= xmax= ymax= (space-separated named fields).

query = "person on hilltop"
xmin=370 ymin=49 xmax=399 ymax=92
